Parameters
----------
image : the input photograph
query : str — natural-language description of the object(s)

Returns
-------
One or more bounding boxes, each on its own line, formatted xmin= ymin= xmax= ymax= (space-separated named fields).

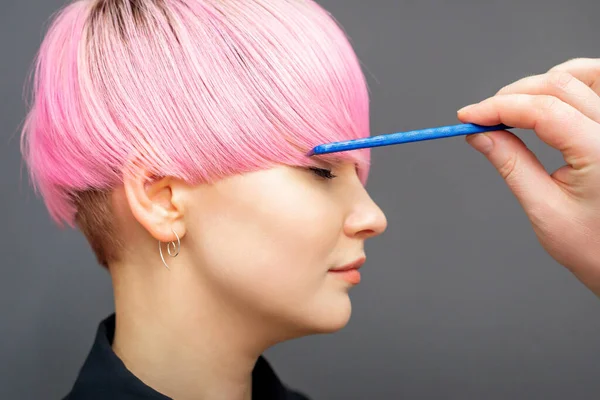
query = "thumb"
xmin=465 ymin=129 xmax=567 ymax=215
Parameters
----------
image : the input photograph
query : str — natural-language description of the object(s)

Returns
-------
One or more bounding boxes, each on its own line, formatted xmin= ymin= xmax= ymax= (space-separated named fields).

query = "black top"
xmin=63 ymin=314 xmax=310 ymax=400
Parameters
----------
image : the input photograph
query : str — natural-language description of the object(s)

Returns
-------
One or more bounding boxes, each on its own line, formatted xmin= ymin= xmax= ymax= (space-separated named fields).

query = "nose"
xmin=344 ymin=190 xmax=388 ymax=240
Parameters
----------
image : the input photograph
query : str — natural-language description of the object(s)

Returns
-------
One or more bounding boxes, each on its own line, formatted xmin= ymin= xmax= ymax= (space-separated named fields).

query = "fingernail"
xmin=458 ymin=104 xmax=475 ymax=113
xmin=466 ymin=133 xmax=494 ymax=154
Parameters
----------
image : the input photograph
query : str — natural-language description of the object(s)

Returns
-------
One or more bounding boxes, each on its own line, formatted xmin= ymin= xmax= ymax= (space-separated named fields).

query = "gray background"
xmin=2 ymin=0 xmax=599 ymax=399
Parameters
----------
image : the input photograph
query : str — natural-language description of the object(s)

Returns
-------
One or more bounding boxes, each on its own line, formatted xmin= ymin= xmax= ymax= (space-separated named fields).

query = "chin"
xmin=304 ymin=291 xmax=354 ymax=334
xmin=269 ymin=289 xmax=355 ymax=341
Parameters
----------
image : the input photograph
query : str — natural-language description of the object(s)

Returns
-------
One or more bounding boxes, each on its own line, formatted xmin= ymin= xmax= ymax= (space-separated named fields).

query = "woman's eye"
xmin=308 ymin=167 xmax=337 ymax=179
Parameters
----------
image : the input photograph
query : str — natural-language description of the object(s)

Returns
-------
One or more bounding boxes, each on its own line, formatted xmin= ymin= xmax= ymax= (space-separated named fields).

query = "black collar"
xmin=63 ymin=314 xmax=309 ymax=400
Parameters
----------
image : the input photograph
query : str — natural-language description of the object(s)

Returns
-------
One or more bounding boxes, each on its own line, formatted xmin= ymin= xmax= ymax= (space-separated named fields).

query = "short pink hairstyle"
xmin=21 ymin=0 xmax=372 ymax=266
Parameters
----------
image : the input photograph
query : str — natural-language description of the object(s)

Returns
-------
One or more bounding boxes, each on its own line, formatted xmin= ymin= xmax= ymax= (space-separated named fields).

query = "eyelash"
xmin=309 ymin=167 xmax=337 ymax=179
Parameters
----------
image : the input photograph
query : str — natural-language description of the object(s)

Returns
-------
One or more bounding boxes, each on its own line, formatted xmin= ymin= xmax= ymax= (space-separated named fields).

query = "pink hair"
xmin=21 ymin=0 xmax=371 ymax=228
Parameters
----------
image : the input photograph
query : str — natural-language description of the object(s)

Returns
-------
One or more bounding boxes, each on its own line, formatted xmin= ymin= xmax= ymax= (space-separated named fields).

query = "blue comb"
xmin=307 ymin=123 xmax=511 ymax=156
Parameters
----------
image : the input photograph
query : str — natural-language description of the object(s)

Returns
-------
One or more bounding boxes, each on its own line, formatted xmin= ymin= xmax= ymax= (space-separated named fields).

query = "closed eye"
xmin=308 ymin=167 xmax=337 ymax=179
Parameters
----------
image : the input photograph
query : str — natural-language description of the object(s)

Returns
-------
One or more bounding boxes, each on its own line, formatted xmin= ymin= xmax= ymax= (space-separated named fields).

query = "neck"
xmin=109 ymin=260 xmax=270 ymax=400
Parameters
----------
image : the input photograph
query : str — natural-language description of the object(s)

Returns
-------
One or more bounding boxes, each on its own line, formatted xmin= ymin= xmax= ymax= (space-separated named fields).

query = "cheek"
xmin=191 ymin=182 xmax=343 ymax=297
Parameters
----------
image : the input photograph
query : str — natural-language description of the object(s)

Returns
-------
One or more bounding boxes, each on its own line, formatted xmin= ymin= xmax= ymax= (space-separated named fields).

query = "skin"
xmin=460 ymin=57 xmax=600 ymax=297
xmin=108 ymin=161 xmax=387 ymax=400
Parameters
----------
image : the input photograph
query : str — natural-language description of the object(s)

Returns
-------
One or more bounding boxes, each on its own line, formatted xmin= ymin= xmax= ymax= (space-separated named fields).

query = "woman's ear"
xmin=122 ymin=168 xmax=187 ymax=243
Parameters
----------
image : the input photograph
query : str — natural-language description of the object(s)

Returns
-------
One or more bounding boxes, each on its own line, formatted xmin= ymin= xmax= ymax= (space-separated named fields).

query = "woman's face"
xmin=183 ymin=161 xmax=387 ymax=338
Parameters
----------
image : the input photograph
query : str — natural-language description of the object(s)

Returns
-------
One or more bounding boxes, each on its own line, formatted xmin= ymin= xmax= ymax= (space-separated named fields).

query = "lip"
xmin=329 ymin=256 xmax=366 ymax=272
xmin=328 ymin=257 xmax=365 ymax=285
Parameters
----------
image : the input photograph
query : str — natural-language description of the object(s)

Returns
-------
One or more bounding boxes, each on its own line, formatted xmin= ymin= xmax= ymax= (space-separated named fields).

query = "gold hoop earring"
xmin=159 ymin=228 xmax=180 ymax=270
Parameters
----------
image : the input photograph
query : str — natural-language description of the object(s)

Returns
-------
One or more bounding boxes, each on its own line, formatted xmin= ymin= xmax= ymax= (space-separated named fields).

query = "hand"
xmin=457 ymin=58 xmax=600 ymax=297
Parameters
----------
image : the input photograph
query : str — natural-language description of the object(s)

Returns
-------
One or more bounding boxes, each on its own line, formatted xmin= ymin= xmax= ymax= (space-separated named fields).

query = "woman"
xmin=21 ymin=0 xmax=387 ymax=398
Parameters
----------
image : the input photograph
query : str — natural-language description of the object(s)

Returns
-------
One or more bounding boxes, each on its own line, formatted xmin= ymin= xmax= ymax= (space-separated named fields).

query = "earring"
xmin=158 ymin=228 xmax=180 ymax=270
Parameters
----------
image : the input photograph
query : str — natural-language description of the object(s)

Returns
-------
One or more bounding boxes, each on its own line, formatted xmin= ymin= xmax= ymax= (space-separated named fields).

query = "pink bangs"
xmin=21 ymin=0 xmax=371 ymax=227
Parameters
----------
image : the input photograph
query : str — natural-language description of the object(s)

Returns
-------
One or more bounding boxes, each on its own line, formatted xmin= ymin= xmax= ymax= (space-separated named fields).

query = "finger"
xmin=457 ymin=94 xmax=600 ymax=169
xmin=548 ymin=58 xmax=600 ymax=93
xmin=496 ymin=71 xmax=600 ymax=123
xmin=465 ymin=130 xmax=568 ymax=213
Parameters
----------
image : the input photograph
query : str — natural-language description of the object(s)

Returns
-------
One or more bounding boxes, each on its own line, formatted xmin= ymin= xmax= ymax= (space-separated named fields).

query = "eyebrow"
xmin=309 ymin=153 xmax=344 ymax=166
